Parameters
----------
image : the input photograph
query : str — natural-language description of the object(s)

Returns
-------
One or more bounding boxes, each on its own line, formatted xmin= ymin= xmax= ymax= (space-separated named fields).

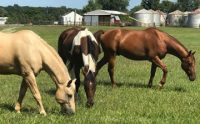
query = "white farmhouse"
xmin=0 ymin=17 xmax=8 ymax=25
xmin=61 ymin=11 xmax=82 ymax=25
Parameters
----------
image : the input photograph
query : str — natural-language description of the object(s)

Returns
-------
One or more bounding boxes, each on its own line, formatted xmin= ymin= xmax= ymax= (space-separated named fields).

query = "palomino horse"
xmin=96 ymin=28 xmax=196 ymax=88
xmin=58 ymin=27 xmax=101 ymax=107
xmin=0 ymin=30 xmax=76 ymax=115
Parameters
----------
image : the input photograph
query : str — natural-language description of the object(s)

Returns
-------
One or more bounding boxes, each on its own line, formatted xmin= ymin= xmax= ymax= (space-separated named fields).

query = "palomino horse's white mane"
xmin=71 ymin=28 xmax=98 ymax=73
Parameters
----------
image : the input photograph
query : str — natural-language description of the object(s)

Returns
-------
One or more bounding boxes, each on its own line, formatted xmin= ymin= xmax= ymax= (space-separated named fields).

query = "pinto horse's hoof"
xmin=86 ymin=101 xmax=94 ymax=108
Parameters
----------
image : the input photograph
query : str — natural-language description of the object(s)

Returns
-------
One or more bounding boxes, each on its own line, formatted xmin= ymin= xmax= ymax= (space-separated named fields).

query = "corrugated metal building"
xmin=134 ymin=9 xmax=154 ymax=27
xmin=83 ymin=10 xmax=127 ymax=26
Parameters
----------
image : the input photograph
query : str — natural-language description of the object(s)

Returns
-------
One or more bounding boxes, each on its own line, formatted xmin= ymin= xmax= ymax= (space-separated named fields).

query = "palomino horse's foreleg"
xmin=15 ymin=79 xmax=28 ymax=113
xmin=148 ymin=63 xmax=157 ymax=88
xmin=24 ymin=72 xmax=47 ymax=115
xmin=152 ymin=56 xmax=168 ymax=89
xmin=108 ymin=56 xmax=116 ymax=87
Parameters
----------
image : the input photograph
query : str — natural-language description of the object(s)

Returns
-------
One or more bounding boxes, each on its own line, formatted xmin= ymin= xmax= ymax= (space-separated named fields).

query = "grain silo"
xmin=134 ymin=9 xmax=154 ymax=27
xmin=157 ymin=10 xmax=167 ymax=26
xmin=183 ymin=11 xmax=191 ymax=27
xmin=187 ymin=9 xmax=200 ymax=28
xmin=149 ymin=9 xmax=161 ymax=27
xmin=168 ymin=10 xmax=183 ymax=26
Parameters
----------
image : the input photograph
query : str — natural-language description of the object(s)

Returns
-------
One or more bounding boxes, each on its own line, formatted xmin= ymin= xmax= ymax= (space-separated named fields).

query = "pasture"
xmin=0 ymin=25 xmax=200 ymax=124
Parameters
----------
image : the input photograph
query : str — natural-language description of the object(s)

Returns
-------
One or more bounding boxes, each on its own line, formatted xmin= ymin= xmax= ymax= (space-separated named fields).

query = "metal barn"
xmin=83 ymin=10 xmax=127 ymax=26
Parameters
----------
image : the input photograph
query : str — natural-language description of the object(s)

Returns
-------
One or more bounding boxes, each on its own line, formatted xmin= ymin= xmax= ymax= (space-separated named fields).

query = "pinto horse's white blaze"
xmin=71 ymin=28 xmax=98 ymax=74
xmin=82 ymin=53 xmax=96 ymax=73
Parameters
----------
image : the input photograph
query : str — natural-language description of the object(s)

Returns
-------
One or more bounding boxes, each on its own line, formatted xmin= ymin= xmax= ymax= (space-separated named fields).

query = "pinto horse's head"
xmin=181 ymin=50 xmax=196 ymax=81
xmin=55 ymin=79 xmax=76 ymax=114
xmin=82 ymin=66 xmax=96 ymax=107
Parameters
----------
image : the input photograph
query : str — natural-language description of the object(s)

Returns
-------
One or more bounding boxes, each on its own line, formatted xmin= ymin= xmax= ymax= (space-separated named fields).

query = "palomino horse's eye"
xmin=67 ymin=94 xmax=73 ymax=99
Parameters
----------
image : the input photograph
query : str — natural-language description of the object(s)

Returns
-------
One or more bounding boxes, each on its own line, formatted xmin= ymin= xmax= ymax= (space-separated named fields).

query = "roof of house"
xmin=62 ymin=11 xmax=82 ymax=17
xmin=84 ymin=10 xmax=127 ymax=16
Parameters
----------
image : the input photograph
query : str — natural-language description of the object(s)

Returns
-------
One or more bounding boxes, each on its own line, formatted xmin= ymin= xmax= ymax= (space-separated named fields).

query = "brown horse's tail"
xmin=93 ymin=30 xmax=105 ymax=53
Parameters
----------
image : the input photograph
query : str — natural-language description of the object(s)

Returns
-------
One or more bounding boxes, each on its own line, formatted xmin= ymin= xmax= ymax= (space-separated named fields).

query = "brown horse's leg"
xmin=108 ymin=56 xmax=116 ymax=87
xmin=96 ymin=55 xmax=108 ymax=75
xmin=148 ymin=63 xmax=157 ymax=88
xmin=15 ymin=79 xmax=28 ymax=113
xmin=152 ymin=56 xmax=168 ymax=89
xmin=24 ymin=72 xmax=46 ymax=115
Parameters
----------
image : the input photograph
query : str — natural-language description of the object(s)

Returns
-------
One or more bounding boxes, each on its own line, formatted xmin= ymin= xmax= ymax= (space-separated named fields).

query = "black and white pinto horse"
xmin=58 ymin=27 xmax=101 ymax=107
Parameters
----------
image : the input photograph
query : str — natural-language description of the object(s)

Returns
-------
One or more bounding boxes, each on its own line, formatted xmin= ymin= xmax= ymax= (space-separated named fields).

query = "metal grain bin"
xmin=134 ymin=9 xmax=154 ymax=27
xmin=168 ymin=10 xmax=183 ymax=26
xmin=183 ymin=11 xmax=191 ymax=27
xmin=151 ymin=10 xmax=161 ymax=27
xmin=187 ymin=11 xmax=200 ymax=28
xmin=158 ymin=10 xmax=167 ymax=26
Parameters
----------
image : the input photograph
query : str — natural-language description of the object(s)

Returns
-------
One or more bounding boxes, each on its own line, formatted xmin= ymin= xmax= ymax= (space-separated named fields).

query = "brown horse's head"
xmin=181 ymin=50 xmax=196 ymax=81
xmin=82 ymin=67 xmax=96 ymax=107
xmin=55 ymin=79 xmax=76 ymax=114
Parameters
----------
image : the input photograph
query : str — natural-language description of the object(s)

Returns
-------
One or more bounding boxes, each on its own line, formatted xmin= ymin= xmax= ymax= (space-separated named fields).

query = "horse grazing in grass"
xmin=58 ymin=27 xmax=101 ymax=107
xmin=0 ymin=30 xmax=76 ymax=115
xmin=96 ymin=28 xmax=196 ymax=88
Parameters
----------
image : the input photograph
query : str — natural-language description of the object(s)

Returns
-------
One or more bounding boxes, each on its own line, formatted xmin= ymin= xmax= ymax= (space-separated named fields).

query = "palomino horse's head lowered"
xmin=181 ymin=50 xmax=196 ymax=81
xmin=55 ymin=79 xmax=76 ymax=114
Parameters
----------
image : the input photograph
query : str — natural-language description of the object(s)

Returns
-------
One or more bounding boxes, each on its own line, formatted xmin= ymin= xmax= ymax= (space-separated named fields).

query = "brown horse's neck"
xmin=166 ymin=35 xmax=188 ymax=61
xmin=42 ymin=42 xmax=71 ymax=87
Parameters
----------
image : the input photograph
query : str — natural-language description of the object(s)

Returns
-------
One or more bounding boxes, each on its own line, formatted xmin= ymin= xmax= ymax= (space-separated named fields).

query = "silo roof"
xmin=135 ymin=9 xmax=152 ymax=14
xmin=169 ymin=10 xmax=183 ymax=15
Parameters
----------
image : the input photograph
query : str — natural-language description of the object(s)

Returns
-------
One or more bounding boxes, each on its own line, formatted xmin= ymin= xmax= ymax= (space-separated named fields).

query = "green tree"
xmin=82 ymin=0 xmax=102 ymax=13
xmin=141 ymin=0 xmax=160 ymax=10
xmin=97 ymin=0 xmax=129 ymax=12
xmin=177 ymin=0 xmax=200 ymax=11
xmin=159 ymin=0 xmax=177 ymax=13
xmin=129 ymin=5 xmax=143 ymax=16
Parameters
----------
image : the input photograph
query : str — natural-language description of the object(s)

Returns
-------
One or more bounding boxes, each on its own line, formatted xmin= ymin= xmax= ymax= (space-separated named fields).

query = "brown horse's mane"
xmin=145 ymin=27 xmax=188 ymax=52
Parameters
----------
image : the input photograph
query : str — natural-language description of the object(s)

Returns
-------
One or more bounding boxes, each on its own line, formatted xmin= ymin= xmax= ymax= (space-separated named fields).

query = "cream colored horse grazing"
xmin=0 ymin=30 xmax=76 ymax=115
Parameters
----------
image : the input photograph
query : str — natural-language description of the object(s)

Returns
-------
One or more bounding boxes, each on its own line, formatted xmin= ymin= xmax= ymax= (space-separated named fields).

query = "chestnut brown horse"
xmin=96 ymin=28 xmax=196 ymax=88
xmin=58 ymin=27 xmax=101 ymax=107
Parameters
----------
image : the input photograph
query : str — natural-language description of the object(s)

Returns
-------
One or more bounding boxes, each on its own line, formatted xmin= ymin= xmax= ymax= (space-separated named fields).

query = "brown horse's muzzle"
xmin=189 ymin=75 xmax=196 ymax=81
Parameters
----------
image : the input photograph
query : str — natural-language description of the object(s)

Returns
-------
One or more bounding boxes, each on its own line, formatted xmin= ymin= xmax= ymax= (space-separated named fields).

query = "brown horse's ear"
xmin=192 ymin=51 xmax=196 ymax=55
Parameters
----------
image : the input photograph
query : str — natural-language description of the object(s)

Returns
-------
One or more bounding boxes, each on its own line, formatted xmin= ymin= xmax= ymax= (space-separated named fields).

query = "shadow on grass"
xmin=97 ymin=80 xmax=187 ymax=92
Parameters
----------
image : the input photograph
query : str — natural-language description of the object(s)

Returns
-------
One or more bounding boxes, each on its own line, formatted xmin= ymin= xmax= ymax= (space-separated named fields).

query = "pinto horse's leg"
xmin=24 ymin=72 xmax=46 ymax=116
xmin=15 ymin=79 xmax=28 ymax=113
xmin=148 ymin=63 xmax=157 ymax=88
xmin=74 ymin=65 xmax=81 ymax=103
xmin=152 ymin=56 xmax=168 ymax=89
xmin=108 ymin=55 xmax=116 ymax=87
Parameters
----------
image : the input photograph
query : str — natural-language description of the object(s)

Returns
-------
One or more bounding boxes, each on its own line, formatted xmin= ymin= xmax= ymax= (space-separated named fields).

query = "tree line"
xmin=0 ymin=4 xmax=82 ymax=24
xmin=0 ymin=0 xmax=200 ymax=24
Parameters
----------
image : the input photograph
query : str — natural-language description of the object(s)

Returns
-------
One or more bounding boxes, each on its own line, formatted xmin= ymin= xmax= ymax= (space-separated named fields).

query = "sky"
xmin=0 ymin=0 xmax=176 ymax=10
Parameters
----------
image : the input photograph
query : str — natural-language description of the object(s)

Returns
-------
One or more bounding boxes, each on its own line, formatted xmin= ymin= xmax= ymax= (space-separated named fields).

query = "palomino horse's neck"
xmin=42 ymin=42 xmax=71 ymax=87
xmin=166 ymin=35 xmax=188 ymax=60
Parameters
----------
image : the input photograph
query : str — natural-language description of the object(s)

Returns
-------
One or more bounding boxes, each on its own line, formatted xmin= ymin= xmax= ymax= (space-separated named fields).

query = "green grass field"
xmin=0 ymin=25 xmax=200 ymax=124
